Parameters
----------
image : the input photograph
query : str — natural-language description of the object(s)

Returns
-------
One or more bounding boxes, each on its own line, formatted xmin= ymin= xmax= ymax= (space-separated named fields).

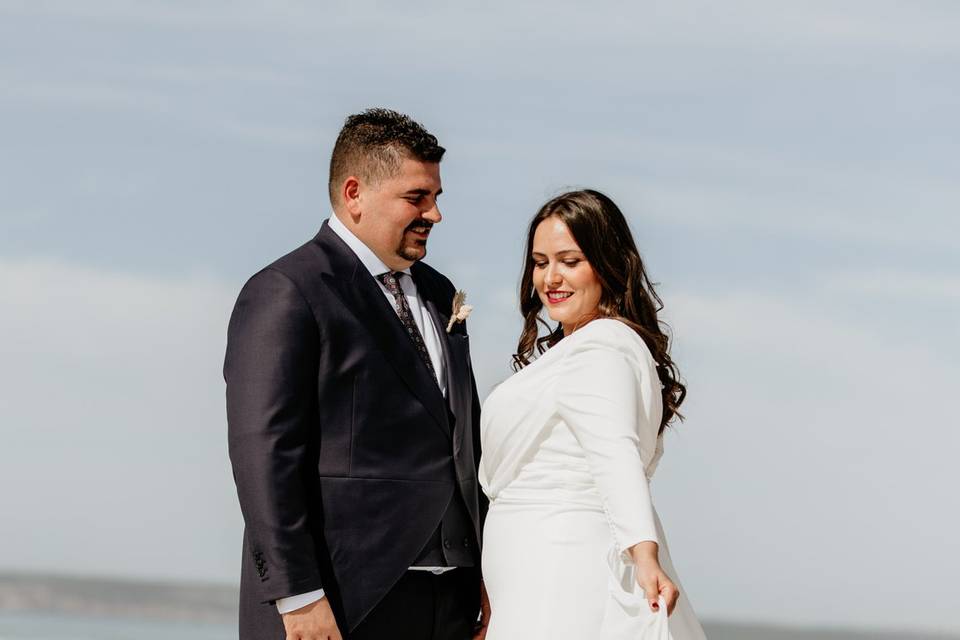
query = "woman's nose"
xmin=544 ymin=264 xmax=562 ymax=287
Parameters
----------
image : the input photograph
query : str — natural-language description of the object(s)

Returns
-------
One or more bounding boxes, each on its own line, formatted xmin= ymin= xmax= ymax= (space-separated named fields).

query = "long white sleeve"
xmin=555 ymin=322 xmax=660 ymax=554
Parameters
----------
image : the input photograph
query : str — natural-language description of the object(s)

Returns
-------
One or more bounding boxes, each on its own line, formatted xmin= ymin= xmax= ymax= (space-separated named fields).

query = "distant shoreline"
xmin=1 ymin=572 xmax=957 ymax=640
xmin=0 ymin=572 xmax=236 ymax=624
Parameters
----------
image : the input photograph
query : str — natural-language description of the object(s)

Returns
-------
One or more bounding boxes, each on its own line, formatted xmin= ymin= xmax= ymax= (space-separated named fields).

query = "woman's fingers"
xmin=634 ymin=555 xmax=681 ymax=615
xmin=638 ymin=570 xmax=681 ymax=614
xmin=639 ymin=575 xmax=661 ymax=611
xmin=660 ymin=581 xmax=680 ymax=615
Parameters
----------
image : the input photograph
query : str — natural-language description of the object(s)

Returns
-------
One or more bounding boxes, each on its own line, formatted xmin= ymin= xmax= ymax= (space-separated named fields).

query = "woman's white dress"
xmin=479 ymin=319 xmax=706 ymax=639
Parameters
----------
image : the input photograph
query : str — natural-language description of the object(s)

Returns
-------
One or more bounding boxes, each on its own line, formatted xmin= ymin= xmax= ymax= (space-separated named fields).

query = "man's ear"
xmin=342 ymin=176 xmax=362 ymax=218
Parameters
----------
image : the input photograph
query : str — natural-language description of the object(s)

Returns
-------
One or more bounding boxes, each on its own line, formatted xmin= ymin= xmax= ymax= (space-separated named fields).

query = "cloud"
xmin=654 ymin=287 xmax=960 ymax=631
xmin=0 ymin=258 xmax=243 ymax=583
xmin=3 ymin=0 xmax=958 ymax=55
xmin=0 ymin=76 xmax=322 ymax=150
xmin=3 ymin=0 xmax=956 ymax=255
xmin=825 ymin=269 xmax=960 ymax=301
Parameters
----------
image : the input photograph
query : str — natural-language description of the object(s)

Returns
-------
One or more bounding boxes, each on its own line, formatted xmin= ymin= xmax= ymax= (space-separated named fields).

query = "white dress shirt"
xmin=276 ymin=214 xmax=452 ymax=614
xmin=327 ymin=213 xmax=447 ymax=396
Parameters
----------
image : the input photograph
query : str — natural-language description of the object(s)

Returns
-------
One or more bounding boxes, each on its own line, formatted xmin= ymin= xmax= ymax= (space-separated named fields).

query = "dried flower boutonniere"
xmin=446 ymin=290 xmax=473 ymax=333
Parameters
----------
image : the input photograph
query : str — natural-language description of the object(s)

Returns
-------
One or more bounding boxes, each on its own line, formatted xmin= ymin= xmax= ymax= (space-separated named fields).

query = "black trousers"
xmin=348 ymin=568 xmax=480 ymax=640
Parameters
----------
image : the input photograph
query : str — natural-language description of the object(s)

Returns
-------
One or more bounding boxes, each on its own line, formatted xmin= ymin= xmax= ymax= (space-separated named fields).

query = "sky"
xmin=1 ymin=0 xmax=958 ymax=634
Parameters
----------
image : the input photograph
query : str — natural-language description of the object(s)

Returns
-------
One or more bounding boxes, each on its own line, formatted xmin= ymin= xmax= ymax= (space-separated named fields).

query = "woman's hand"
xmin=628 ymin=541 xmax=679 ymax=615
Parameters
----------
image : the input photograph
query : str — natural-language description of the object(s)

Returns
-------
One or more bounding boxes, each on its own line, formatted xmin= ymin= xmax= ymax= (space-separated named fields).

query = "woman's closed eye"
xmin=533 ymin=259 xmax=580 ymax=269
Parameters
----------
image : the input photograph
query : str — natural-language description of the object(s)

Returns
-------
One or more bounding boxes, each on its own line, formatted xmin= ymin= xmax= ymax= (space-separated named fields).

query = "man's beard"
xmin=396 ymin=220 xmax=433 ymax=262
xmin=398 ymin=244 xmax=425 ymax=261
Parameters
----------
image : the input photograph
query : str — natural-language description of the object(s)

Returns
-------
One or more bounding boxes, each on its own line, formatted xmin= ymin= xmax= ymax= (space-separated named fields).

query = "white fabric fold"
xmin=601 ymin=545 xmax=673 ymax=640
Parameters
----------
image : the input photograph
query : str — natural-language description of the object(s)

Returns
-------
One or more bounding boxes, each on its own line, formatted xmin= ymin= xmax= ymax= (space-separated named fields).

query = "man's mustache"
xmin=405 ymin=220 xmax=434 ymax=232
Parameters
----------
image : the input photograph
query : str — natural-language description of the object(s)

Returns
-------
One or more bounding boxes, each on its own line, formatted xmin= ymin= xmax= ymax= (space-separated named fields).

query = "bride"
xmin=478 ymin=190 xmax=706 ymax=639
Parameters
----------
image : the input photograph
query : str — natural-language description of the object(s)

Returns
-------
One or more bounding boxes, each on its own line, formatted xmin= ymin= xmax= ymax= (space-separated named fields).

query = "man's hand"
xmin=472 ymin=579 xmax=491 ymax=639
xmin=281 ymin=597 xmax=342 ymax=640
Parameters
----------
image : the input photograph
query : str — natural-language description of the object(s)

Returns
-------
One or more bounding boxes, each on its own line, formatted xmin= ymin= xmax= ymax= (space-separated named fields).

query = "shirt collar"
xmin=327 ymin=213 xmax=412 ymax=278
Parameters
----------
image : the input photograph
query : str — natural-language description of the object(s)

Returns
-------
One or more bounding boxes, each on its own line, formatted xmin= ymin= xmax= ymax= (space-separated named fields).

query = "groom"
xmin=225 ymin=109 xmax=487 ymax=640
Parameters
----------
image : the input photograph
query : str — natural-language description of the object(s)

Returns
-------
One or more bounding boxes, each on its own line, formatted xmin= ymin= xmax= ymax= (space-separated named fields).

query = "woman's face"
xmin=531 ymin=216 xmax=603 ymax=335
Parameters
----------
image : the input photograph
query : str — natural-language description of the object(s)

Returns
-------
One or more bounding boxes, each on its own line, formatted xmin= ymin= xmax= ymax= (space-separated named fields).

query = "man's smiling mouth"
xmin=406 ymin=222 xmax=433 ymax=236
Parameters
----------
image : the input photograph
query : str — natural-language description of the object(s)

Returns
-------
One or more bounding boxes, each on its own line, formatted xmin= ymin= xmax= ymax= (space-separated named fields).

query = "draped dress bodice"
xmin=480 ymin=319 xmax=664 ymax=547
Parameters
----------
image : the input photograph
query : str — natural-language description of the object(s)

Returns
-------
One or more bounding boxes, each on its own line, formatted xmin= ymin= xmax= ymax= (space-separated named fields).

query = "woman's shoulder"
xmin=566 ymin=318 xmax=656 ymax=365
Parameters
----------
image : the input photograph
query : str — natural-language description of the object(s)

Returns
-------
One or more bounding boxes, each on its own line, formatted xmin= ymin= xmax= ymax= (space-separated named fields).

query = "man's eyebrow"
xmin=403 ymin=188 xmax=442 ymax=196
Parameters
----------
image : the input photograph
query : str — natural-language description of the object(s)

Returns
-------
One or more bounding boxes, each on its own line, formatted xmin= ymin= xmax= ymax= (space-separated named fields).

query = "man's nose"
xmin=422 ymin=201 xmax=442 ymax=223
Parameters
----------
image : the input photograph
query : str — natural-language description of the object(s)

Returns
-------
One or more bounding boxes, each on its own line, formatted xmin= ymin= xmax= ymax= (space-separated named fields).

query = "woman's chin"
xmin=544 ymin=310 xmax=566 ymax=324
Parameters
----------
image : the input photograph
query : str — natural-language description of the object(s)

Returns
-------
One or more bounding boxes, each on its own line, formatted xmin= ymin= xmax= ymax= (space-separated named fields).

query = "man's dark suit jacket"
xmin=224 ymin=221 xmax=484 ymax=637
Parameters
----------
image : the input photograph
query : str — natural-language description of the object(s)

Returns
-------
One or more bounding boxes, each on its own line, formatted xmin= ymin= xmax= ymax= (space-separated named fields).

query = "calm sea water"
xmin=0 ymin=612 xmax=234 ymax=640
xmin=3 ymin=612 xmax=959 ymax=640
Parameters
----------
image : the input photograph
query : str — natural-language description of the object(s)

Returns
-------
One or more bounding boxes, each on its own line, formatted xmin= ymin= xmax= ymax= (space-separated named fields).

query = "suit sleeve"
xmin=225 ymin=268 xmax=323 ymax=602
xmin=555 ymin=332 xmax=659 ymax=555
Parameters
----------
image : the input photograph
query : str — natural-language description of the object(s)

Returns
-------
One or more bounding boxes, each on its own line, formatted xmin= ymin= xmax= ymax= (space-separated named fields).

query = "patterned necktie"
xmin=377 ymin=271 xmax=438 ymax=383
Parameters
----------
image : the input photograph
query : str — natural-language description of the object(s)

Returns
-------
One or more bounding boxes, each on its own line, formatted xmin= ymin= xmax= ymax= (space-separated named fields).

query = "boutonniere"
xmin=446 ymin=290 xmax=473 ymax=333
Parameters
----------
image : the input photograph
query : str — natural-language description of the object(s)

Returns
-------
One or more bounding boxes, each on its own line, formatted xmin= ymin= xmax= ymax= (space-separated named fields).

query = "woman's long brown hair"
xmin=513 ymin=189 xmax=686 ymax=433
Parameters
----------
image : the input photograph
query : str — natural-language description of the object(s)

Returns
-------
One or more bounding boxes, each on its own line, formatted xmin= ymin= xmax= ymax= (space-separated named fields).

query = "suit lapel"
xmin=316 ymin=224 xmax=450 ymax=436
xmin=413 ymin=265 xmax=470 ymax=449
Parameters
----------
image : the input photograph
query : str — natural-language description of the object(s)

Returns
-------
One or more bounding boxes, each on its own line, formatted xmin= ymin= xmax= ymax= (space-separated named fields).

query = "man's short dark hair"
xmin=328 ymin=108 xmax=445 ymax=205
